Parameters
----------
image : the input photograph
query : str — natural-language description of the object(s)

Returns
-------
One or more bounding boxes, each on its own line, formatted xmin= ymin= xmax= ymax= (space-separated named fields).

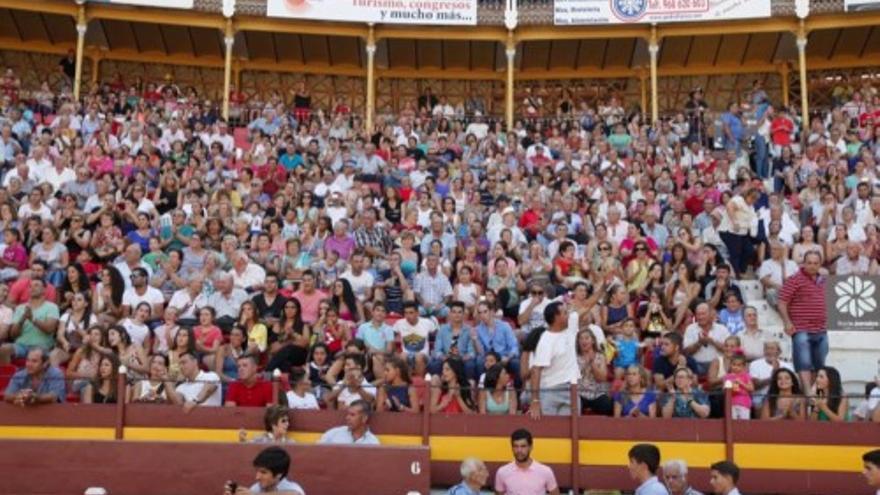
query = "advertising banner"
xmin=267 ymin=0 xmax=478 ymax=25
xmin=554 ymin=0 xmax=771 ymax=25
xmin=96 ymin=0 xmax=195 ymax=8
xmin=827 ymin=275 xmax=880 ymax=331
xmin=845 ymin=0 xmax=880 ymax=11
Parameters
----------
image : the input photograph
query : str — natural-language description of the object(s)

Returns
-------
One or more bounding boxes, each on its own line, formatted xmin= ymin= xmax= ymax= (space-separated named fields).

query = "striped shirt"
xmin=778 ymin=268 xmax=826 ymax=332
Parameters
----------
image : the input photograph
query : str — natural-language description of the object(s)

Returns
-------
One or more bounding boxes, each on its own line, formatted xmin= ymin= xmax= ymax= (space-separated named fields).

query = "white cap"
xmin=84 ymin=488 xmax=108 ymax=495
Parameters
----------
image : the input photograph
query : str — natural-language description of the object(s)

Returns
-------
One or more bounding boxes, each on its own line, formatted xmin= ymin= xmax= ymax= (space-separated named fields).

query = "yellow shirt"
xmin=248 ymin=323 xmax=268 ymax=353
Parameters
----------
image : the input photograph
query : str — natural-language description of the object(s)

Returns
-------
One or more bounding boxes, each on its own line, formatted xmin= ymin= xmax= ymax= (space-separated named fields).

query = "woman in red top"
xmin=315 ymin=305 xmax=351 ymax=357
xmin=429 ymin=358 xmax=475 ymax=414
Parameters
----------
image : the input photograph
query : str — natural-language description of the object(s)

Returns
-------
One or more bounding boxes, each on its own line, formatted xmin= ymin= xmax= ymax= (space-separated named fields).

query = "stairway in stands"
xmin=737 ymin=279 xmax=790 ymax=356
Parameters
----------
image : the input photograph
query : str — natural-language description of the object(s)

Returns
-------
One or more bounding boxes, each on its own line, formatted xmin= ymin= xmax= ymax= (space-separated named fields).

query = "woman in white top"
xmin=51 ymin=292 xmax=96 ymax=367
xmin=120 ymin=302 xmax=151 ymax=349
xmin=452 ymin=265 xmax=481 ymax=315
xmin=285 ymin=369 xmax=319 ymax=411
xmin=130 ymin=354 xmax=170 ymax=404
xmin=719 ymin=189 xmax=759 ymax=277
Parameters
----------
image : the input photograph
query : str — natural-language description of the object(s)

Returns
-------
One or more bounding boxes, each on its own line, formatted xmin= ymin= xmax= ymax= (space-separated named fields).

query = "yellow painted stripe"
xmin=0 ymin=426 xmax=116 ymax=440
xmin=579 ymin=440 xmax=725 ymax=469
xmin=0 ymin=426 xmax=868 ymax=473
xmin=125 ymin=427 xmax=241 ymax=442
xmin=736 ymin=443 xmax=873 ymax=472
xmin=125 ymin=428 xmax=422 ymax=446
xmin=430 ymin=436 xmax=572 ymax=463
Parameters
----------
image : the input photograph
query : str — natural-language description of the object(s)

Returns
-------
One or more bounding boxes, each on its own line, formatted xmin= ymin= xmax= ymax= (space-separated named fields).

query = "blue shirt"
xmin=433 ymin=323 xmax=476 ymax=360
xmin=642 ymin=223 xmax=669 ymax=250
xmin=357 ymin=321 xmax=395 ymax=352
xmin=5 ymin=367 xmax=66 ymax=403
xmin=613 ymin=336 xmax=639 ymax=369
xmin=722 ymin=112 xmax=744 ymax=140
xmin=318 ymin=426 xmax=381 ymax=445
xmin=280 ymin=152 xmax=302 ymax=171
xmin=247 ymin=116 xmax=282 ymax=136
xmin=446 ymin=482 xmax=481 ymax=495
xmin=475 ymin=319 xmax=519 ymax=359
xmin=420 ymin=232 xmax=457 ymax=258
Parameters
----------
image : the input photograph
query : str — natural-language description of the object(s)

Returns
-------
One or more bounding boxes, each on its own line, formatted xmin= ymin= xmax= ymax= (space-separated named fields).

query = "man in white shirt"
xmin=114 ymin=244 xmax=153 ymax=290
xmin=121 ymin=268 xmax=165 ymax=320
xmin=17 ymin=188 xmax=53 ymax=222
xmin=709 ymin=461 xmax=743 ymax=495
xmin=228 ymin=250 xmax=266 ymax=292
xmin=749 ymin=340 xmax=795 ymax=410
xmin=25 ymin=145 xmax=51 ymax=183
xmin=168 ymin=276 xmax=208 ymax=323
xmin=835 ymin=242 xmax=870 ymax=276
xmin=393 ymin=302 xmax=435 ymax=358
xmin=683 ymin=303 xmax=730 ymax=376
xmin=518 ymin=284 xmax=566 ymax=337
xmin=207 ymin=122 xmax=235 ymax=154
xmin=42 ymin=156 xmax=76 ymax=193
xmin=605 ymin=206 xmax=630 ymax=246
xmin=758 ymin=242 xmax=799 ymax=306
xmin=165 ymin=352 xmax=221 ymax=412
xmin=230 ymin=447 xmax=306 ymax=495
xmin=530 ymin=301 xmax=580 ymax=417
xmin=341 ymin=251 xmax=374 ymax=302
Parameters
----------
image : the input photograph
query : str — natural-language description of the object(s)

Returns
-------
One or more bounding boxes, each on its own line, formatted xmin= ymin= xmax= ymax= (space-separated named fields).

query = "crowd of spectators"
xmin=0 ymin=62 xmax=879 ymax=424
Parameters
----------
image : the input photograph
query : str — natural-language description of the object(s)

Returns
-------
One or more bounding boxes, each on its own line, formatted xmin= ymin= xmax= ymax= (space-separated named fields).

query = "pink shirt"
xmin=494 ymin=460 xmax=558 ymax=495
xmin=725 ymin=370 xmax=753 ymax=409
xmin=293 ymin=289 xmax=328 ymax=324
xmin=2 ymin=242 xmax=27 ymax=270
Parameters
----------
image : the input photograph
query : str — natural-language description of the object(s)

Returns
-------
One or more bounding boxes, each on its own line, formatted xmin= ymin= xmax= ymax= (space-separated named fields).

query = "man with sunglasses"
xmin=518 ymin=283 xmax=560 ymax=338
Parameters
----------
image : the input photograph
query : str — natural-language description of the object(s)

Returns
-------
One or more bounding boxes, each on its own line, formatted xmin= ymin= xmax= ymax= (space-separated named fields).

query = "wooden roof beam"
xmin=377 ymin=68 xmax=502 ymax=80
xmin=86 ymin=4 xmax=224 ymax=30
xmin=376 ymin=25 xmax=506 ymax=42
xmin=516 ymin=25 xmax=650 ymax=42
xmin=0 ymin=0 xmax=75 ymax=18
xmin=235 ymin=16 xmax=367 ymax=39
xmin=658 ymin=17 xmax=799 ymax=39
xmin=806 ymin=12 xmax=880 ymax=33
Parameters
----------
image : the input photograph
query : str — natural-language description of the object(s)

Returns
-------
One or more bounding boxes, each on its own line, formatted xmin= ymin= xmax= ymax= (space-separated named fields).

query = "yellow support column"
xmin=639 ymin=70 xmax=648 ymax=118
xmin=796 ymin=21 xmax=809 ymax=136
xmin=222 ymin=18 xmax=234 ymax=121
xmin=648 ymin=26 xmax=659 ymax=124
xmin=779 ymin=64 xmax=790 ymax=108
xmin=73 ymin=5 xmax=87 ymax=101
xmin=365 ymin=25 xmax=377 ymax=133
xmin=505 ymin=31 xmax=515 ymax=130
xmin=90 ymin=53 xmax=101 ymax=86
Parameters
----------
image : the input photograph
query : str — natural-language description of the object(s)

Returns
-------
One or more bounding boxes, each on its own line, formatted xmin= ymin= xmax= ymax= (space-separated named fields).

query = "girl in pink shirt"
xmin=724 ymin=352 xmax=754 ymax=420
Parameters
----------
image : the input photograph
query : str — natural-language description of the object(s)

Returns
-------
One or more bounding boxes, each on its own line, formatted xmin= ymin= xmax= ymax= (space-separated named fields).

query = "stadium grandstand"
xmin=0 ymin=0 xmax=879 ymax=493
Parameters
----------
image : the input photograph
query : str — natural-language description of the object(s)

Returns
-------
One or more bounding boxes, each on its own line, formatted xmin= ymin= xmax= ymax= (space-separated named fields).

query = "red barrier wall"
xmin=0 ymin=440 xmax=431 ymax=495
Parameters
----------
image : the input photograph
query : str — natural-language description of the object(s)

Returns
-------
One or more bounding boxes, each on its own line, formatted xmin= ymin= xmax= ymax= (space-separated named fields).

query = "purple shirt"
xmin=324 ymin=234 xmax=356 ymax=261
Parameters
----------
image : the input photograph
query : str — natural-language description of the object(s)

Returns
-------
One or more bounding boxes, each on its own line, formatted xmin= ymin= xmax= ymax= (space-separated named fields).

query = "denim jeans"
xmin=791 ymin=331 xmax=829 ymax=372
xmin=754 ymin=134 xmax=769 ymax=179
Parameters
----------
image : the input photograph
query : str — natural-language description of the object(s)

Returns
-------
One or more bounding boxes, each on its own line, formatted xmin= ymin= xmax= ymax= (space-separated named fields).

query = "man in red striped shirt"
xmin=778 ymin=252 xmax=827 ymax=390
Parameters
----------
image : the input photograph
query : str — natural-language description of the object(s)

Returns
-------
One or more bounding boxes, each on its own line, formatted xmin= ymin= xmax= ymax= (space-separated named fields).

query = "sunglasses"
xmin=635 ymin=247 xmax=647 ymax=252
xmin=599 ymin=246 xmax=611 ymax=251
xmin=531 ymin=291 xmax=543 ymax=296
